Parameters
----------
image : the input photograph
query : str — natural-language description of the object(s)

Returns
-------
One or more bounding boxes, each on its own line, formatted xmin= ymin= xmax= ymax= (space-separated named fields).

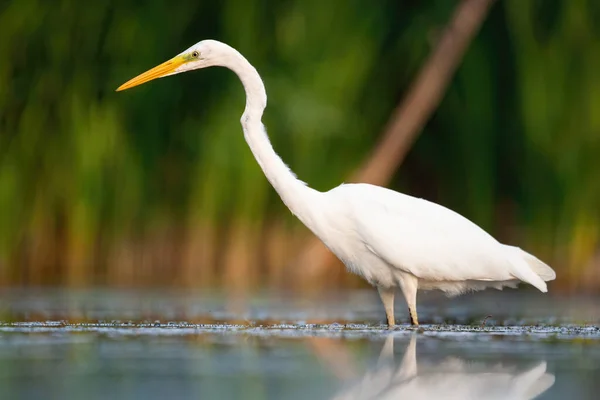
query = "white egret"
xmin=117 ymin=40 xmax=556 ymax=326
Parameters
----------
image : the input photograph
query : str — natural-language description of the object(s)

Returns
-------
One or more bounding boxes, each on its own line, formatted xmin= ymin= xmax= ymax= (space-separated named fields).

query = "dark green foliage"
xmin=0 ymin=0 xmax=598 ymax=287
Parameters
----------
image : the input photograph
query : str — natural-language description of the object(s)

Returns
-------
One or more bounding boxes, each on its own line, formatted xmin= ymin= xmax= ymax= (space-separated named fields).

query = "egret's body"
xmin=117 ymin=40 xmax=556 ymax=326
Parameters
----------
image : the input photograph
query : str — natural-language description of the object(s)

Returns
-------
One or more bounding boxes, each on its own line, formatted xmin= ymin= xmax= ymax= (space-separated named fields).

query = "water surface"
xmin=0 ymin=288 xmax=599 ymax=399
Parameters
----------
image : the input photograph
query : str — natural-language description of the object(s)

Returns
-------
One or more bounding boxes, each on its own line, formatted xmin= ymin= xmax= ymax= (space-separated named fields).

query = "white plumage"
xmin=117 ymin=39 xmax=556 ymax=326
xmin=323 ymin=183 xmax=553 ymax=292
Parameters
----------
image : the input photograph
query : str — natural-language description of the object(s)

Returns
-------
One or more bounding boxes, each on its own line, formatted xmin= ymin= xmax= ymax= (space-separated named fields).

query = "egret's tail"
xmin=503 ymin=245 xmax=556 ymax=292
xmin=515 ymin=247 xmax=556 ymax=281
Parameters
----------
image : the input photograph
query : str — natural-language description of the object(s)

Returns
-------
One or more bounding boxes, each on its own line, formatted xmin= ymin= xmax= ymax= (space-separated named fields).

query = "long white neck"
xmin=223 ymin=50 xmax=322 ymax=226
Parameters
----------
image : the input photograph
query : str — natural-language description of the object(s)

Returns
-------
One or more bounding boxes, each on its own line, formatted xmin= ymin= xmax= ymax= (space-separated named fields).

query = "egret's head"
xmin=116 ymin=40 xmax=230 ymax=91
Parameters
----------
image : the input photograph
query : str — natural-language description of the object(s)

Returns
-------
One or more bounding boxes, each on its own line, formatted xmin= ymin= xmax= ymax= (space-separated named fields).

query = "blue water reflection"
xmin=0 ymin=288 xmax=599 ymax=399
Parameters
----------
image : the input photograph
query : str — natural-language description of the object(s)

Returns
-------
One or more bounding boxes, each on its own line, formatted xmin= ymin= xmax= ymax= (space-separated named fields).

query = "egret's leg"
xmin=377 ymin=286 xmax=395 ymax=327
xmin=398 ymin=275 xmax=419 ymax=326
xmin=408 ymin=306 xmax=419 ymax=326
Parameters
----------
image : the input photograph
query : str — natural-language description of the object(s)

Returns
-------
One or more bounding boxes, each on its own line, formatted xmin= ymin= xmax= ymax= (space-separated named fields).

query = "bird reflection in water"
xmin=330 ymin=335 xmax=555 ymax=400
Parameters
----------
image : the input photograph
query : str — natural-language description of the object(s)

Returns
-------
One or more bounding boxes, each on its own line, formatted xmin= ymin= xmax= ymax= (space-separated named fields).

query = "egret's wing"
xmin=338 ymin=184 xmax=517 ymax=282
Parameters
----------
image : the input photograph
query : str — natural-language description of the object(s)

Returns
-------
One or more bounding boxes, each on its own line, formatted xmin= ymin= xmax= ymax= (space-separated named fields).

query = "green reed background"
xmin=0 ymin=0 xmax=598 ymax=291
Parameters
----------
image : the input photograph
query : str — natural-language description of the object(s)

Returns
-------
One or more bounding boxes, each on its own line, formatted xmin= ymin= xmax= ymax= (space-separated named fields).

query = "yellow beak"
xmin=116 ymin=55 xmax=187 ymax=91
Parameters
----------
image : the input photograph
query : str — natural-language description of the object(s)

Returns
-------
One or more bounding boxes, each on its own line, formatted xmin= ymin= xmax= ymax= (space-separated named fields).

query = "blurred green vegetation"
xmin=0 ymin=0 xmax=598 ymax=290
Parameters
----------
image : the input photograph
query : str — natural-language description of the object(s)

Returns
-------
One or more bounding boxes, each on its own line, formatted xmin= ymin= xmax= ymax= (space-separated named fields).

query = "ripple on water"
xmin=1 ymin=321 xmax=599 ymax=341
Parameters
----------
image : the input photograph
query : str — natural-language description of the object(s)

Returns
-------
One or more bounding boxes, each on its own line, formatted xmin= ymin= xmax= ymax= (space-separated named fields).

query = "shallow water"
xmin=0 ymin=288 xmax=599 ymax=399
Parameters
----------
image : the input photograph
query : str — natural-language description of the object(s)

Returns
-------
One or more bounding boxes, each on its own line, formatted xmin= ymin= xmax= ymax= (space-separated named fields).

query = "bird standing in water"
xmin=117 ymin=40 xmax=556 ymax=326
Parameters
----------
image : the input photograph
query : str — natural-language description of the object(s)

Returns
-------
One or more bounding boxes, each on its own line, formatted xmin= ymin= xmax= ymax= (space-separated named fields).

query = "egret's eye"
xmin=191 ymin=51 xmax=200 ymax=58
